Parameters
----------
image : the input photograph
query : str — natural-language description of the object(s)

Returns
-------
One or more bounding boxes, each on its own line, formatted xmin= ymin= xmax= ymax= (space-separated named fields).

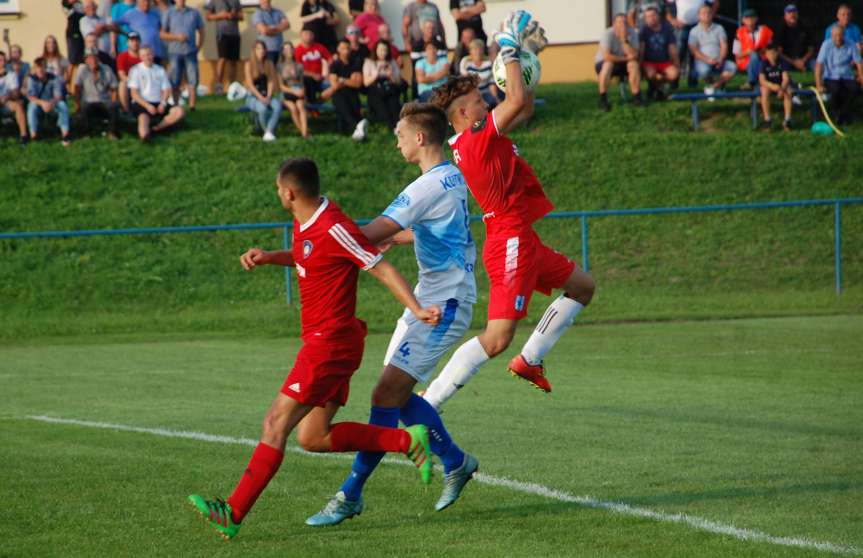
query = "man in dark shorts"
xmin=127 ymin=45 xmax=185 ymax=141
xmin=205 ymin=0 xmax=243 ymax=95
xmin=758 ymin=43 xmax=792 ymax=130
xmin=595 ymin=13 xmax=642 ymax=111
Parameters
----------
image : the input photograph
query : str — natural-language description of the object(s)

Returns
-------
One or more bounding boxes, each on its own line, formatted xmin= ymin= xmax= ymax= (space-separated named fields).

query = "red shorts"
xmin=642 ymin=61 xmax=674 ymax=73
xmin=483 ymin=229 xmax=576 ymax=320
xmin=281 ymin=334 xmax=366 ymax=407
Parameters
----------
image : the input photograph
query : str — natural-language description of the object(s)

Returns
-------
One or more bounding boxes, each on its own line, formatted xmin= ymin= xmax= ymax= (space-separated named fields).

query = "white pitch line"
xmin=26 ymin=415 xmax=860 ymax=557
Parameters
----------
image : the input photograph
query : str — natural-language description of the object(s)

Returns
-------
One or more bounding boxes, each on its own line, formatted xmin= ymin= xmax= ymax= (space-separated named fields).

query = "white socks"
xmin=521 ymin=295 xmax=584 ymax=366
xmin=423 ymin=337 xmax=490 ymax=410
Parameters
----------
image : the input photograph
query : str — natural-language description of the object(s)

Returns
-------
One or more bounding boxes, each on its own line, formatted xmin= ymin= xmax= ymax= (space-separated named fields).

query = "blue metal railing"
xmin=2 ymin=197 xmax=860 ymax=301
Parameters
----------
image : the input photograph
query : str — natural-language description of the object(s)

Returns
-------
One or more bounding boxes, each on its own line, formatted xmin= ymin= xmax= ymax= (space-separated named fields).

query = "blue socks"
xmin=400 ymin=394 xmax=465 ymax=474
xmin=340 ymin=406 xmax=398 ymax=501
xmin=340 ymin=395 xmax=467 ymax=502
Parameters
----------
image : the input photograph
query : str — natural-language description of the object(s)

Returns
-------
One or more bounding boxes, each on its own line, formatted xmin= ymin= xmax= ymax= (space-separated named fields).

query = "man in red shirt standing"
xmin=115 ymin=31 xmax=141 ymax=111
xmin=294 ymin=28 xmax=331 ymax=104
xmin=426 ymin=11 xmax=595 ymax=407
xmin=188 ymin=158 xmax=440 ymax=539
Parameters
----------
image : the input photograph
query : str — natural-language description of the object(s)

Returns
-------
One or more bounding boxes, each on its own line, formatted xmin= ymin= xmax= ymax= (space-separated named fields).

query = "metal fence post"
xmin=283 ymin=225 xmax=293 ymax=304
xmin=835 ymin=202 xmax=842 ymax=295
xmin=580 ymin=215 xmax=590 ymax=272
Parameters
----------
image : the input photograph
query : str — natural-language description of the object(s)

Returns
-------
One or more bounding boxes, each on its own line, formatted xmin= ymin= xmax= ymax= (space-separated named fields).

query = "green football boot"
xmin=435 ymin=453 xmax=479 ymax=511
xmin=188 ymin=495 xmax=241 ymax=539
xmin=405 ymin=424 xmax=434 ymax=485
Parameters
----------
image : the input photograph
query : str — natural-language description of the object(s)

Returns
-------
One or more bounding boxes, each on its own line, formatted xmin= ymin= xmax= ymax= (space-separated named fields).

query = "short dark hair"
xmin=33 ymin=57 xmax=46 ymax=68
xmin=278 ymin=158 xmax=320 ymax=198
xmin=400 ymin=102 xmax=449 ymax=145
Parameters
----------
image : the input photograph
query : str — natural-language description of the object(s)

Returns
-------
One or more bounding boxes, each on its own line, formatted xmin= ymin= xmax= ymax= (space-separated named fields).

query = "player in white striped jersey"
xmin=306 ymin=103 xmax=480 ymax=526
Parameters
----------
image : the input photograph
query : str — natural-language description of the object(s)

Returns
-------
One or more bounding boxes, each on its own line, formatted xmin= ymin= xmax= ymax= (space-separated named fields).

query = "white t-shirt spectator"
xmin=688 ymin=22 xmax=726 ymax=60
xmin=128 ymin=62 xmax=172 ymax=104
xmin=80 ymin=15 xmax=111 ymax=54
xmin=676 ymin=0 xmax=708 ymax=26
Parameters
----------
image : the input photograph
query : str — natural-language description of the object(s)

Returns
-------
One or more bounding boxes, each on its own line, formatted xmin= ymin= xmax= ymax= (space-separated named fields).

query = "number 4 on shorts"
xmin=399 ymin=342 xmax=411 ymax=357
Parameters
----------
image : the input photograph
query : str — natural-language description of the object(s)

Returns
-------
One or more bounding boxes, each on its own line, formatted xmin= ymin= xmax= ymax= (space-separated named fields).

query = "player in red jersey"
xmin=424 ymin=11 xmax=595 ymax=406
xmin=188 ymin=158 xmax=441 ymax=539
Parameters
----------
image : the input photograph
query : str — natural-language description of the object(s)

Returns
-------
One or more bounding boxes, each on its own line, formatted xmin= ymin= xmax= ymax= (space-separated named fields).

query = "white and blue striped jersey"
xmin=383 ymin=161 xmax=477 ymax=304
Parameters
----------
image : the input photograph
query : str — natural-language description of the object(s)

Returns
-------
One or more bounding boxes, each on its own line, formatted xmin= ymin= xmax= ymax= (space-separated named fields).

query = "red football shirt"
xmin=294 ymin=43 xmax=332 ymax=76
xmin=292 ymin=197 xmax=382 ymax=342
xmin=448 ymin=112 xmax=553 ymax=238
xmin=116 ymin=51 xmax=141 ymax=76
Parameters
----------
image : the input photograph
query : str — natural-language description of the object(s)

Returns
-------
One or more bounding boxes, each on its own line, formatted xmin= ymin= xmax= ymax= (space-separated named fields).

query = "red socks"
xmin=227 ymin=442 xmax=284 ymax=523
xmin=329 ymin=422 xmax=410 ymax=453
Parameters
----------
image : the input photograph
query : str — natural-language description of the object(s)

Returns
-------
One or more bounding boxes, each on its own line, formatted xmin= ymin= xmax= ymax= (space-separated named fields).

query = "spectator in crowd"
xmin=376 ymin=23 xmax=403 ymax=70
xmin=450 ymin=0 xmax=486 ymax=44
xmin=669 ymin=0 xmax=718 ymax=86
xmin=758 ymin=43 xmax=792 ymax=130
xmin=74 ymin=47 xmax=120 ymax=138
xmin=128 ymin=44 xmax=184 ymax=141
xmin=26 ymin=57 xmax=72 ymax=146
xmin=415 ymin=41 xmax=449 ymax=102
xmin=815 ymin=24 xmax=863 ymax=126
xmin=640 ymin=4 xmax=679 ymax=100
xmin=161 ymin=0 xmax=205 ymax=111
xmin=355 ymin=0 xmax=386 ymax=47
xmin=300 ymin=0 xmax=339 ymax=53
xmin=825 ymin=4 xmax=862 ymax=55
xmin=733 ymin=9 xmax=773 ymax=89
xmin=402 ymin=0 xmax=446 ymax=54
xmin=363 ymin=39 xmax=402 ymax=132
xmin=253 ymin=0 xmax=290 ymax=64
xmin=348 ymin=0 xmax=363 ymax=19
xmin=116 ymin=31 xmax=141 ymax=111
xmin=627 ymin=0 xmax=666 ymax=30
xmin=295 ymin=28 xmax=331 ymax=105
xmin=153 ymin=0 xmax=171 ymax=14
xmin=345 ymin=24 xmax=370 ymax=67
xmin=688 ymin=5 xmax=735 ymax=94
xmin=322 ymin=39 xmax=367 ymax=140
xmin=42 ymin=35 xmax=72 ymax=84
xmin=0 ymin=50 xmax=29 ymax=144
xmin=244 ymin=40 xmax=282 ymax=141
xmin=459 ymin=37 xmax=499 ymax=107
xmin=278 ymin=41 xmax=309 ymax=138
xmin=595 ymin=13 xmax=642 ymax=111
xmin=111 ymin=0 xmax=166 ymax=65
xmin=79 ymin=0 xmax=114 ymax=68
xmin=410 ymin=19 xmax=446 ymax=99
xmin=111 ymin=0 xmax=136 ymax=56
xmin=451 ymin=27 xmax=476 ymax=76
xmin=62 ymin=0 xmax=86 ymax=67
xmin=205 ymin=0 xmax=243 ymax=95
xmin=8 ymin=45 xmax=30 ymax=94
xmin=775 ymin=4 xmax=815 ymax=73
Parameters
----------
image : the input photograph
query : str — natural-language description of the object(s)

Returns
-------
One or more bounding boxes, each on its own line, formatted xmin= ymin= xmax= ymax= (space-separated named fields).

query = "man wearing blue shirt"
xmin=252 ymin=0 xmax=290 ymax=64
xmin=26 ymin=58 xmax=71 ymax=146
xmin=824 ymin=4 xmax=862 ymax=55
xmin=816 ymin=25 xmax=863 ymax=125
xmin=111 ymin=0 xmax=165 ymax=63
xmin=160 ymin=0 xmax=205 ymax=110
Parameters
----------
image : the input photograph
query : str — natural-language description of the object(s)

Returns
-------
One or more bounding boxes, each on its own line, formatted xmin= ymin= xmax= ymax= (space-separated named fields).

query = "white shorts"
xmin=383 ymin=298 xmax=473 ymax=385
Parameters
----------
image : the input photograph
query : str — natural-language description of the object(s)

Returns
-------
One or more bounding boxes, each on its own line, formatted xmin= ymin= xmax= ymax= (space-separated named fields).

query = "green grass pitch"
xmin=2 ymin=315 xmax=861 ymax=557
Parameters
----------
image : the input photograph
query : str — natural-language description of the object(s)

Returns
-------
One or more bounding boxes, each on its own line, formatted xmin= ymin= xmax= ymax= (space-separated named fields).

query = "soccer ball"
xmin=492 ymin=50 xmax=541 ymax=92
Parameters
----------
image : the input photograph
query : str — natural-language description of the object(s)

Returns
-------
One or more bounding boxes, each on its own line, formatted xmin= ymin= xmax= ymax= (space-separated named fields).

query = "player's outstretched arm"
xmin=366 ymin=259 xmax=441 ymax=325
xmin=360 ymin=216 xmax=403 ymax=245
xmin=491 ymin=54 xmax=528 ymax=135
xmin=240 ymin=248 xmax=295 ymax=270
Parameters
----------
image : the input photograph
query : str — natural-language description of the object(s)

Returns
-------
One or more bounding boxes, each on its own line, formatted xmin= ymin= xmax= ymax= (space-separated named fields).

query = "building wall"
xmin=1 ymin=0 xmax=599 ymax=85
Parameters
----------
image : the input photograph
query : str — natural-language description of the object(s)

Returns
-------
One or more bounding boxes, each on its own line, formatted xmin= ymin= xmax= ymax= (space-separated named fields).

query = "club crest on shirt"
xmin=391 ymin=193 xmax=411 ymax=208
xmin=303 ymin=240 xmax=313 ymax=258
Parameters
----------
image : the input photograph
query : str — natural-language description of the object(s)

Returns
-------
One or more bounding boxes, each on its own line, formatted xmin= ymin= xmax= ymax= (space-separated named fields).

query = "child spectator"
xmin=355 ymin=0 xmax=386 ymax=46
xmin=322 ymin=39 xmax=367 ymax=140
xmin=758 ymin=44 xmax=792 ymax=131
xmin=278 ymin=41 xmax=309 ymax=138
xmin=42 ymin=35 xmax=72 ymax=84
xmin=0 ymin=50 xmax=29 ymax=144
xmin=204 ymin=0 xmax=243 ymax=95
xmin=300 ymin=0 xmax=339 ymax=53
xmin=116 ymin=31 xmax=141 ymax=111
xmin=252 ymin=0 xmax=290 ymax=64
xmin=161 ymin=0 xmax=205 ymax=111
xmin=363 ymin=39 xmax=402 ymax=132
xmin=733 ymin=9 xmax=773 ymax=89
xmin=775 ymin=4 xmax=815 ymax=73
xmin=640 ymin=5 xmax=680 ymax=101
xmin=415 ymin=41 xmax=449 ymax=102
xmin=244 ymin=40 xmax=282 ymax=142
xmin=459 ymin=38 xmax=498 ymax=107
xmin=26 ymin=57 xmax=72 ymax=146
xmin=128 ymin=45 xmax=184 ymax=141
xmin=295 ymin=28 xmax=331 ymax=105
xmin=74 ymin=48 xmax=120 ymax=138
